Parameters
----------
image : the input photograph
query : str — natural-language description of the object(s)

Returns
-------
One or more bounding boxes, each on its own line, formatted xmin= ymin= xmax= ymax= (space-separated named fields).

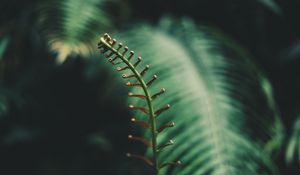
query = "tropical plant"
xmin=1 ymin=0 xmax=300 ymax=175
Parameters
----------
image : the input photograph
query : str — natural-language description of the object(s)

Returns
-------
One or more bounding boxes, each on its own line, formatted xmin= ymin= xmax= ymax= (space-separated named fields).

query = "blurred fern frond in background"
xmin=38 ymin=0 xmax=113 ymax=62
xmin=1 ymin=0 xmax=300 ymax=174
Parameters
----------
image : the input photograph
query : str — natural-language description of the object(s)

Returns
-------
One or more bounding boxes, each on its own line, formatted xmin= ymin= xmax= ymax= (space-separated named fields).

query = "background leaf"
xmin=286 ymin=116 xmax=300 ymax=164
xmin=38 ymin=0 xmax=113 ymax=62
xmin=258 ymin=0 xmax=282 ymax=15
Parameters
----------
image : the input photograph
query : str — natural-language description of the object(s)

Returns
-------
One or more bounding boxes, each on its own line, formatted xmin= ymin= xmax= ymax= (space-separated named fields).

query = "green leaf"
xmin=258 ymin=0 xmax=282 ymax=15
xmin=38 ymin=0 xmax=113 ymax=62
xmin=286 ymin=117 xmax=300 ymax=164
xmin=0 ymin=36 xmax=9 ymax=60
xmin=111 ymin=17 xmax=282 ymax=175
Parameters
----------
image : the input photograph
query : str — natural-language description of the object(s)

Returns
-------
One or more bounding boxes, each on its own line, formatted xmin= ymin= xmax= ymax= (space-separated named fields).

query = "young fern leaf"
xmin=98 ymin=33 xmax=180 ymax=174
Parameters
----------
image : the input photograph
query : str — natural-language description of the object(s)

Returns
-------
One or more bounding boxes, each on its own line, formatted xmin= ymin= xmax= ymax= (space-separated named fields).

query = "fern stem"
xmin=100 ymin=37 xmax=159 ymax=173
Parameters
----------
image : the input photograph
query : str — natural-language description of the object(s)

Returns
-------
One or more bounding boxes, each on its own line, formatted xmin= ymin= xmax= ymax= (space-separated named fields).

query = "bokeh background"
xmin=1 ymin=0 xmax=300 ymax=174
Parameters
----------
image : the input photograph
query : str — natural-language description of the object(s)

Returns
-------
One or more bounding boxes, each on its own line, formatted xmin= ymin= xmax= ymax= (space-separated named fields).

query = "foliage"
xmin=113 ymin=17 xmax=282 ymax=175
xmin=38 ymin=0 xmax=113 ymax=62
xmin=286 ymin=117 xmax=300 ymax=164
xmin=1 ymin=0 xmax=300 ymax=174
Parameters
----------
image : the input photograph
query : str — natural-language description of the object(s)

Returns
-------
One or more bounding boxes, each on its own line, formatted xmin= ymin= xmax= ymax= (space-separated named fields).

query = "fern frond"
xmin=39 ymin=0 xmax=113 ymax=62
xmin=110 ymin=17 xmax=281 ymax=175
xmin=98 ymin=33 xmax=180 ymax=174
